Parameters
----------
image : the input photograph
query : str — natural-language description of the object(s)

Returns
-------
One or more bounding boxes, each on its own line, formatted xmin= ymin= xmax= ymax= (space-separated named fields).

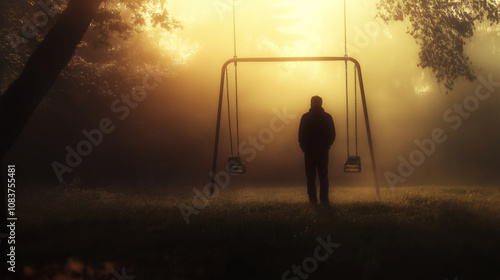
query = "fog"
xmin=150 ymin=0 xmax=500 ymax=187
xmin=5 ymin=0 xmax=500 ymax=188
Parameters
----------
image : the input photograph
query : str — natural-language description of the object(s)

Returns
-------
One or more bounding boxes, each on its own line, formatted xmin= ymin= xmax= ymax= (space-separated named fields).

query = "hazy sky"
xmin=140 ymin=0 xmax=499 ymax=187
xmin=5 ymin=0 xmax=499 ymax=187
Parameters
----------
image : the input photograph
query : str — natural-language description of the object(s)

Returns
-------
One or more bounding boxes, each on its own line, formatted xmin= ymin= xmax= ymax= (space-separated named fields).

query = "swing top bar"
xmin=220 ymin=56 xmax=362 ymax=72
xmin=211 ymin=56 xmax=380 ymax=197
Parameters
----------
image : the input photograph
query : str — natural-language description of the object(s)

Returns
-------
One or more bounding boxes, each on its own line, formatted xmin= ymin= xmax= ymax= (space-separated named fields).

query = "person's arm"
xmin=298 ymin=115 xmax=306 ymax=152
xmin=328 ymin=115 xmax=336 ymax=145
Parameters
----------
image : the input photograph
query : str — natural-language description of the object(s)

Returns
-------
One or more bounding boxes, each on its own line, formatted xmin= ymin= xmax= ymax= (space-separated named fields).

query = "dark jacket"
xmin=299 ymin=107 xmax=336 ymax=153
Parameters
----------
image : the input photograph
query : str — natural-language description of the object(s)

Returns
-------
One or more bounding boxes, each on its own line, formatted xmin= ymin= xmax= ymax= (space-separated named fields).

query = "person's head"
xmin=310 ymin=95 xmax=323 ymax=108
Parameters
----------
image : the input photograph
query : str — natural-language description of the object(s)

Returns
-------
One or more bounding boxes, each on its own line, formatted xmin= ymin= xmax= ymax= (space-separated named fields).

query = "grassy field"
xmin=11 ymin=184 xmax=500 ymax=280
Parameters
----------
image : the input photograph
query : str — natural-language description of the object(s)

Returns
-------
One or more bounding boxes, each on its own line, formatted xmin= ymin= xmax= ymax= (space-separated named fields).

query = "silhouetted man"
xmin=299 ymin=96 xmax=336 ymax=204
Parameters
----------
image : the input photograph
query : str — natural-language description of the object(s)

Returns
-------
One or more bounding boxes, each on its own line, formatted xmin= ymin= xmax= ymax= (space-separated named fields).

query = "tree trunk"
xmin=0 ymin=0 xmax=103 ymax=274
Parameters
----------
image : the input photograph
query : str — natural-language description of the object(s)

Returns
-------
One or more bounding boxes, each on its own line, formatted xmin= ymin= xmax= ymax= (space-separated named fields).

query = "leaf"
xmin=376 ymin=0 xmax=499 ymax=91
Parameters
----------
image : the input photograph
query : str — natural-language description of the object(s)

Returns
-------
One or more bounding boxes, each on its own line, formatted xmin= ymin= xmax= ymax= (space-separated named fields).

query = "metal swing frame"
xmin=210 ymin=56 xmax=380 ymax=196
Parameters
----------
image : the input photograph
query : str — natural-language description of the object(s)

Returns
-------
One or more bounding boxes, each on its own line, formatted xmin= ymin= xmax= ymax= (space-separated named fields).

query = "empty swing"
xmin=225 ymin=0 xmax=245 ymax=175
xmin=344 ymin=65 xmax=361 ymax=173
xmin=225 ymin=66 xmax=246 ymax=175
xmin=342 ymin=0 xmax=361 ymax=173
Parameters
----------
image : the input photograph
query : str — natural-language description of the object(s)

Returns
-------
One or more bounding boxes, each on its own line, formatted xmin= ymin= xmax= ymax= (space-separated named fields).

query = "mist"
xmin=5 ymin=0 xmax=500 ymax=188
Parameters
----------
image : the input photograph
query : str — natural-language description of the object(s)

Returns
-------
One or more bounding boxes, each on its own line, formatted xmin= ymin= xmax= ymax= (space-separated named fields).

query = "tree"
xmin=376 ymin=0 xmax=499 ymax=91
xmin=1 ymin=0 xmax=183 ymax=100
xmin=0 ymin=0 xmax=104 ymax=273
xmin=0 ymin=0 xmax=182 ymax=273
xmin=0 ymin=0 xmax=185 ymax=188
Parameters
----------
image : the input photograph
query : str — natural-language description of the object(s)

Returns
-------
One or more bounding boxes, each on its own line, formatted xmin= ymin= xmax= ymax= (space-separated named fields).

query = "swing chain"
xmin=354 ymin=66 xmax=358 ymax=156
xmin=234 ymin=62 xmax=240 ymax=157
xmin=232 ymin=0 xmax=241 ymax=157
xmin=345 ymin=61 xmax=350 ymax=156
xmin=226 ymin=0 xmax=246 ymax=174
xmin=343 ymin=0 xmax=347 ymax=57
xmin=225 ymin=68 xmax=234 ymax=157
xmin=344 ymin=0 xmax=350 ymax=156
xmin=344 ymin=0 xmax=359 ymax=158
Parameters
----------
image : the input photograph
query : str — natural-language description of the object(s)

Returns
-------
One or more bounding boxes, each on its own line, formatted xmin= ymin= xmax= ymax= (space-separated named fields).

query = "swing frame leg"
xmin=210 ymin=57 xmax=380 ymax=197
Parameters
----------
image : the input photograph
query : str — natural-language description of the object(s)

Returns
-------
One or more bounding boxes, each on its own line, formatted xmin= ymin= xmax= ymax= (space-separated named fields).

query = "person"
xmin=298 ymin=96 xmax=336 ymax=204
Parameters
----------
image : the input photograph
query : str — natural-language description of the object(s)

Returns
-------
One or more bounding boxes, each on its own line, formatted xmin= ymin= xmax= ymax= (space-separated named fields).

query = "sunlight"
xmin=267 ymin=1 xmax=329 ymax=74
xmin=413 ymin=71 xmax=431 ymax=96
xmin=141 ymin=1 xmax=168 ymax=15
xmin=155 ymin=31 xmax=200 ymax=65
xmin=274 ymin=0 xmax=323 ymax=55
xmin=131 ymin=1 xmax=199 ymax=65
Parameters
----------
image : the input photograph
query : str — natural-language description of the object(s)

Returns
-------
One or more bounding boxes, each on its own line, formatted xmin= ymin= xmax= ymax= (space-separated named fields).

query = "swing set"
xmin=210 ymin=0 xmax=380 ymax=196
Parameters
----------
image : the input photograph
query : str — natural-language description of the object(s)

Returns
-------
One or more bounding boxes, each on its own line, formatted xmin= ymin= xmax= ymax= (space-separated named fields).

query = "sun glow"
xmin=413 ymin=71 xmax=432 ymax=96
xmin=113 ymin=1 xmax=199 ymax=65
xmin=249 ymin=0 xmax=339 ymax=76
xmin=270 ymin=1 xmax=324 ymax=57
xmin=157 ymin=34 xmax=200 ymax=65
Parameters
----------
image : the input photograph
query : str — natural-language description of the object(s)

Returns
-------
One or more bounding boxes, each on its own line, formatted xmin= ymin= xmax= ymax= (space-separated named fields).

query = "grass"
xmin=12 ymin=184 xmax=500 ymax=280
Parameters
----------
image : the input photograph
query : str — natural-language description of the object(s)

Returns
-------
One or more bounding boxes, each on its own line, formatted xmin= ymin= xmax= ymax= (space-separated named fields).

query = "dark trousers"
xmin=304 ymin=150 xmax=329 ymax=203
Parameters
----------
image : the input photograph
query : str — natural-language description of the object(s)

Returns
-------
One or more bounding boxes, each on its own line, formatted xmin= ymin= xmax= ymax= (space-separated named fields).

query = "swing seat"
xmin=228 ymin=156 xmax=246 ymax=175
xmin=344 ymin=156 xmax=361 ymax=173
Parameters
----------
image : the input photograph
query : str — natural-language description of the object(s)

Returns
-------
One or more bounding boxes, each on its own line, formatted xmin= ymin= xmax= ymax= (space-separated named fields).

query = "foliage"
xmin=66 ymin=0 xmax=183 ymax=98
xmin=377 ymin=0 xmax=499 ymax=91
xmin=0 ymin=0 xmax=183 ymax=98
xmin=91 ymin=0 xmax=182 ymax=49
